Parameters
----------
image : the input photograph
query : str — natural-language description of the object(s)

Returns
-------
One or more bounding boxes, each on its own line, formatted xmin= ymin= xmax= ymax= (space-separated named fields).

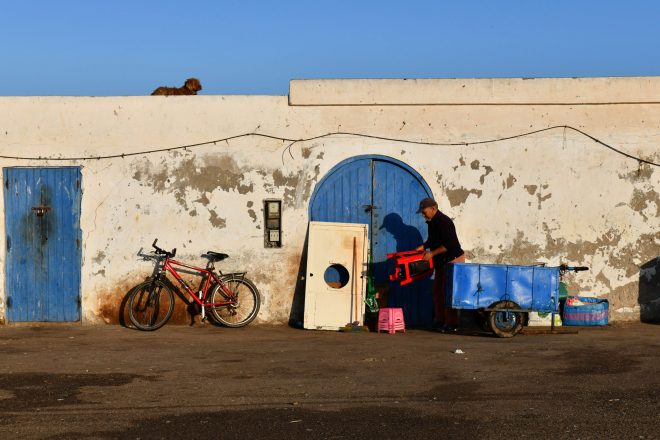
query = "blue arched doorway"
xmin=309 ymin=155 xmax=434 ymax=326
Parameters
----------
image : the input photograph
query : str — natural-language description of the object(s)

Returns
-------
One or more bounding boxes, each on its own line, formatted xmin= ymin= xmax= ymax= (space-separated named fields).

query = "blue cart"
xmin=445 ymin=262 xmax=588 ymax=337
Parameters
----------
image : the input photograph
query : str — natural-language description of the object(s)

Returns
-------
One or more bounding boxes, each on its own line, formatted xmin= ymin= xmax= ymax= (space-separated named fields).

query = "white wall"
xmin=0 ymin=77 xmax=658 ymax=324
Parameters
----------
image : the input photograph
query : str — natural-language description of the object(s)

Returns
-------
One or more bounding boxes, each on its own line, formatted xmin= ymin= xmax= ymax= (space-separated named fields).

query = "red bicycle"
xmin=128 ymin=239 xmax=260 ymax=331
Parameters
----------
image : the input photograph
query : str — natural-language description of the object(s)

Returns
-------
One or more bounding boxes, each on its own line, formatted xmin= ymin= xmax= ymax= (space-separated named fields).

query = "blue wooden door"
xmin=309 ymin=156 xmax=433 ymax=326
xmin=4 ymin=167 xmax=82 ymax=322
xmin=372 ymin=159 xmax=433 ymax=326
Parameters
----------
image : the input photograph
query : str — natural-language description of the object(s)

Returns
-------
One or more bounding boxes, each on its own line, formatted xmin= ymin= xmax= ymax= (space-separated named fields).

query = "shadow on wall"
xmin=288 ymin=230 xmax=309 ymax=328
xmin=375 ymin=213 xmax=433 ymax=328
xmin=640 ymin=257 xmax=660 ymax=323
xmin=372 ymin=212 xmax=425 ymax=281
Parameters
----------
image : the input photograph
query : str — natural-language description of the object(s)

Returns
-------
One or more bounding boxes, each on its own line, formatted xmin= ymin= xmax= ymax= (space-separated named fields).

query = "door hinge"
xmin=6 ymin=236 xmax=9 ymax=253
xmin=6 ymin=297 xmax=11 ymax=308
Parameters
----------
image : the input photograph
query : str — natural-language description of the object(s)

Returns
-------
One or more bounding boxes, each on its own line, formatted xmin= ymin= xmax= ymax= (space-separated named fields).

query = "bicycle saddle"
xmin=202 ymin=251 xmax=229 ymax=262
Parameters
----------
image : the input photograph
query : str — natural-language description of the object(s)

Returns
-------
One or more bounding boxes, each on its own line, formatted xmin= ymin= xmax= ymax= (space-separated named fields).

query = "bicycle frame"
xmin=158 ymin=257 xmax=235 ymax=308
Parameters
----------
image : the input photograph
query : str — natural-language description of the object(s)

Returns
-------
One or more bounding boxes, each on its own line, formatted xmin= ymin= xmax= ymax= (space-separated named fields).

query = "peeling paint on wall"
xmin=247 ymin=201 xmax=257 ymax=223
xmin=131 ymin=154 xmax=255 ymax=211
xmin=618 ymin=163 xmax=654 ymax=183
xmin=479 ymin=165 xmax=493 ymax=184
xmin=535 ymin=184 xmax=551 ymax=209
xmin=208 ymin=210 xmax=226 ymax=229
xmin=629 ymin=188 xmax=659 ymax=221
xmin=503 ymin=173 xmax=517 ymax=189
xmin=445 ymin=186 xmax=483 ymax=207
xmin=266 ymin=164 xmax=321 ymax=209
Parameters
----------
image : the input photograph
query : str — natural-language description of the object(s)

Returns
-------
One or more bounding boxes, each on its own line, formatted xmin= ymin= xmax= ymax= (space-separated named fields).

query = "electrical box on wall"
xmin=264 ymin=199 xmax=282 ymax=248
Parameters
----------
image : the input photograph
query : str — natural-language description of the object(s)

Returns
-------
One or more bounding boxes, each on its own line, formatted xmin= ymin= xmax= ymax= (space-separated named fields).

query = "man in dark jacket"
xmin=414 ymin=197 xmax=465 ymax=331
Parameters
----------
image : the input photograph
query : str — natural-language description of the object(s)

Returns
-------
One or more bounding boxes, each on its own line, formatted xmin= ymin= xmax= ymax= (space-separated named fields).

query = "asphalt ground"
xmin=0 ymin=322 xmax=658 ymax=439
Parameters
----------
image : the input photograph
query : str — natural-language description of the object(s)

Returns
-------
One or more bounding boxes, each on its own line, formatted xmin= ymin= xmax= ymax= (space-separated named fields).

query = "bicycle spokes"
xmin=208 ymin=278 xmax=260 ymax=327
xmin=129 ymin=281 xmax=174 ymax=330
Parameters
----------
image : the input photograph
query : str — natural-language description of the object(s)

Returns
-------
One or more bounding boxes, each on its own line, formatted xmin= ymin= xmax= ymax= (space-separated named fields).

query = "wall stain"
xmin=618 ymin=163 xmax=654 ymax=183
xmin=537 ymin=192 xmax=552 ymax=209
xmin=208 ymin=210 xmax=226 ymax=229
xmin=131 ymin=155 xmax=254 ymax=211
xmin=503 ymin=173 xmax=517 ymax=189
xmin=479 ymin=166 xmax=493 ymax=184
xmin=535 ymin=184 xmax=551 ymax=209
xmin=445 ymin=186 xmax=483 ymax=207
xmin=467 ymin=160 xmax=494 ymax=184
xmin=272 ymin=169 xmax=298 ymax=188
xmin=95 ymin=276 xmax=147 ymax=325
xmin=595 ymin=271 xmax=612 ymax=290
xmin=629 ymin=188 xmax=659 ymax=221
xmin=92 ymin=251 xmax=106 ymax=264
xmin=524 ymin=185 xmax=538 ymax=195
xmin=542 ymin=225 xmax=623 ymax=264
xmin=96 ymin=274 xmax=215 ymax=326
xmin=503 ymin=230 xmax=543 ymax=263
xmin=267 ymin=164 xmax=321 ymax=208
xmin=606 ymin=232 xmax=659 ymax=279
xmin=195 ymin=193 xmax=210 ymax=206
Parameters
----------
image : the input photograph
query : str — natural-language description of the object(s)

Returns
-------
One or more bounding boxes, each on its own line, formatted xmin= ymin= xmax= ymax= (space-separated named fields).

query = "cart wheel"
xmin=487 ymin=301 xmax=524 ymax=338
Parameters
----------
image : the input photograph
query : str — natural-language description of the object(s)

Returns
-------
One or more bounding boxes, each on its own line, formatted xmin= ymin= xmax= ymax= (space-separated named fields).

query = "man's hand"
xmin=414 ymin=245 xmax=425 ymax=252
xmin=423 ymin=251 xmax=433 ymax=261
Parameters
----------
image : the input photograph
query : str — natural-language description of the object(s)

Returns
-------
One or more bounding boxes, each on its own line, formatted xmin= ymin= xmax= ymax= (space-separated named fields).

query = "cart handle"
xmin=559 ymin=265 xmax=589 ymax=272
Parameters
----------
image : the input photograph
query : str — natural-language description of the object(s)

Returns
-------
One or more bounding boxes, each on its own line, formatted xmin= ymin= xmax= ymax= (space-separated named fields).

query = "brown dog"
xmin=151 ymin=78 xmax=202 ymax=96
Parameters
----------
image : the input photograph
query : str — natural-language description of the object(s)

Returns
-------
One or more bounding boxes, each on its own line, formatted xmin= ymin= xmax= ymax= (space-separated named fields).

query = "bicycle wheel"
xmin=208 ymin=276 xmax=260 ymax=327
xmin=128 ymin=279 xmax=175 ymax=331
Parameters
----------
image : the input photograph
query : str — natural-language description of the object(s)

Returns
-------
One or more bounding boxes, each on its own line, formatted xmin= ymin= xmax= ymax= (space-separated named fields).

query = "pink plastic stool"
xmin=377 ymin=307 xmax=406 ymax=334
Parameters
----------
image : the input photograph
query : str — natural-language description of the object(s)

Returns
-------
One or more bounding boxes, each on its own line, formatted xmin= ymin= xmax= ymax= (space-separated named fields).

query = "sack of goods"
xmin=528 ymin=311 xmax=563 ymax=327
xmin=562 ymin=296 xmax=609 ymax=326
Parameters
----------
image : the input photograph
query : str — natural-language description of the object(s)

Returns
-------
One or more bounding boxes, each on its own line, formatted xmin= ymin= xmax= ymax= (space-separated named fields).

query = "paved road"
xmin=0 ymin=323 xmax=658 ymax=439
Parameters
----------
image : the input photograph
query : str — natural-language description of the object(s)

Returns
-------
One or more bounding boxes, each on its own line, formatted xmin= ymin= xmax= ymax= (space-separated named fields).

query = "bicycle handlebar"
xmin=152 ymin=239 xmax=176 ymax=258
xmin=559 ymin=264 xmax=589 ymax=272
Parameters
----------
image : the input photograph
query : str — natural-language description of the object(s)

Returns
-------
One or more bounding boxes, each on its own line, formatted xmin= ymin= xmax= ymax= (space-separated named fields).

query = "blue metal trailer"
xmin=445 ymin=262 xmax=587 ymax=337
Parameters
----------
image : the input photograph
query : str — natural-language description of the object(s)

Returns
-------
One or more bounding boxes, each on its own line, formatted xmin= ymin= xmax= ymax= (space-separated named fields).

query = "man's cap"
xmin=416 ymin=197 xmax=438 ymax=213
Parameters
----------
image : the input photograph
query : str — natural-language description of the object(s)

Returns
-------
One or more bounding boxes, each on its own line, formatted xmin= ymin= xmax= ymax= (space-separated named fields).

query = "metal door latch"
xmin=31 ymin=206 xmax=51 ymax=216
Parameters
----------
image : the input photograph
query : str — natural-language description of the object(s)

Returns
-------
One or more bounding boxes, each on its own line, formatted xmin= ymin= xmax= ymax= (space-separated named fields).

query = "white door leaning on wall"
xmin=304 ymin=221 xmax=369 ymax=331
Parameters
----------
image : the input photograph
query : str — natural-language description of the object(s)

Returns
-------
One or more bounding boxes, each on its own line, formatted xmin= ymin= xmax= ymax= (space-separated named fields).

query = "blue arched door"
xmin=309 ymin=155 xmax=434 ymax=326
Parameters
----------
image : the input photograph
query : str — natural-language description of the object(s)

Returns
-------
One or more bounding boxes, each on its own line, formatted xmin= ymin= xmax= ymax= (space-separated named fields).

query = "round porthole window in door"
xmin=324 ymin=264 xmax=350 ymax=289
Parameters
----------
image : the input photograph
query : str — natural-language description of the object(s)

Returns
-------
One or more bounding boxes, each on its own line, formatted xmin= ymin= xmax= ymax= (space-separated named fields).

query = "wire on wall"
xmin=0 ymin=125 xmax=657 ymax=167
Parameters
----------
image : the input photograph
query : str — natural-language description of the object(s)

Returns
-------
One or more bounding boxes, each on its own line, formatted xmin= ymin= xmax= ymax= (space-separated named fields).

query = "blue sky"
xmin=1 ymin=0 xmax=659 ymax=96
